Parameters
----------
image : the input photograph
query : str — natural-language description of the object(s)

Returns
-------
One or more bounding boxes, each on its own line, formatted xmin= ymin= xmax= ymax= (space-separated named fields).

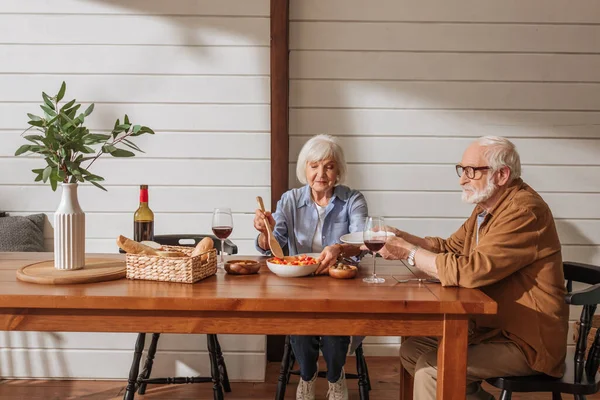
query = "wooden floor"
xmin=0 ymin=357 xmax=597 ymax=399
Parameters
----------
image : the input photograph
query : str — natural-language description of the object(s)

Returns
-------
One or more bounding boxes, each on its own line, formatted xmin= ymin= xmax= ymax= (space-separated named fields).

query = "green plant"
xmin=14 ymin=81 xmax=154 ymax=191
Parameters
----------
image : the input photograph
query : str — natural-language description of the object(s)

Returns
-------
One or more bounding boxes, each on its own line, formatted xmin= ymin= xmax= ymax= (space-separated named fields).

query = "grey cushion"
xmin=0 ymin=213 xmax=46 ymax=252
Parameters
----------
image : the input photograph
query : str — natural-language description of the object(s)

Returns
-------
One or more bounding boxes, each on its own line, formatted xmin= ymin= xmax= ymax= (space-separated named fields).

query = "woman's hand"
xmin=315 ymin=244 xmax=342 ymax=275
xmin=363 ymin=236 xmax=411 ymax=260
xmin=253 ymin=209 xmax=275 ymax=234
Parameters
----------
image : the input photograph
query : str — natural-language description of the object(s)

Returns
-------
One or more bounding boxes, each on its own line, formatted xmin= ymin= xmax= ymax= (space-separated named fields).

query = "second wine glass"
xmin=211 ymin=208 xmax=233 ymax=268
xmin=363 ymin=216 xmax=387 ymax=283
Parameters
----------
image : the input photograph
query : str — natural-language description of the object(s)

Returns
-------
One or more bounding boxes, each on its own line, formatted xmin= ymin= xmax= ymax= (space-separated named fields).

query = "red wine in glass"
xmin=212 ymin=226 xmax=232 ymax=239
xmin=363 ymin=216 xmax=387 ymax=283
xmin=211 ymin=208 xmax=233 ymax=267
xmin=364 ymin=240 xmax=385 ymax=252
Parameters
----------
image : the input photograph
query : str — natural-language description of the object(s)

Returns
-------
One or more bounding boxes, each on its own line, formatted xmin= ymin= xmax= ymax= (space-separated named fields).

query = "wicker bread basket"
xmin=125 ymin=245 xmax=217 ymax=283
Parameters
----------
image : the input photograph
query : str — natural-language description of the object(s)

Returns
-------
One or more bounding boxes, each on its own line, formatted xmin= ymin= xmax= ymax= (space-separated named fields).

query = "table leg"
xmin=437 ymin=315 xmax=468 ymax=400
xmin=399 ymin=362 xmax=413 ymax=400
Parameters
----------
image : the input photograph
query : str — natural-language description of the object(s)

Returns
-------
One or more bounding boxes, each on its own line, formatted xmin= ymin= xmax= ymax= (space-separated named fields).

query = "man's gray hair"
xmin=477 ymin=136 xmax=521 ymax=182
xmin=296 ymin=134 xmax=347 ymax=185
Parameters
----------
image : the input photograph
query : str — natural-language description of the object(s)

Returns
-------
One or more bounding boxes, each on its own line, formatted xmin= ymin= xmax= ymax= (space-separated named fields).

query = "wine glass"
xmin=211 ymin=208 xmax=233 ymax=268
xmin=363 ymin=216 xmax=387 ymax=283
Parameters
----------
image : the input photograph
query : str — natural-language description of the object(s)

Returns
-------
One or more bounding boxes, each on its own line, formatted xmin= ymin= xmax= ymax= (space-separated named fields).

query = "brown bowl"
xmin=224 ymin=259 xmax=261 ymax=275
xmin=328 ymin=264 xmax=358 ymax=279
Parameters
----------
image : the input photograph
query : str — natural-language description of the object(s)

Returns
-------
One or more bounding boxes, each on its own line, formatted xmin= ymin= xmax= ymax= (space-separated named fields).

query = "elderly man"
xmin=380 ymin=136 xmax=568 ymax=399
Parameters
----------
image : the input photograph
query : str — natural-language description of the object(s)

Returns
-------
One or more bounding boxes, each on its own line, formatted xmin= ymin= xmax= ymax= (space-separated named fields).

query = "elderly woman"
xmin=254 ymin=134 xmax=367 ymax=400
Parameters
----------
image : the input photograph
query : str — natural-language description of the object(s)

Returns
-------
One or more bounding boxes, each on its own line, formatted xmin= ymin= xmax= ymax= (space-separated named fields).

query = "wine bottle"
xmin=134 ymin=184 xmax=154 ymax=241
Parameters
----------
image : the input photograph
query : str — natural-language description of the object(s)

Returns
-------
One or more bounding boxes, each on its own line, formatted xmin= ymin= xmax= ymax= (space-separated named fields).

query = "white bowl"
xmin=266 ymin=253 xmax=321 ymax=278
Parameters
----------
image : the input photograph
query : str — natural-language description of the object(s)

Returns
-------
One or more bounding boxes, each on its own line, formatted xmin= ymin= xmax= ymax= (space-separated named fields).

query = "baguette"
xmin=116 ymin=235 xmax=159 ymax=256
xmin=191 ymin=236 xmax=214 ymax=260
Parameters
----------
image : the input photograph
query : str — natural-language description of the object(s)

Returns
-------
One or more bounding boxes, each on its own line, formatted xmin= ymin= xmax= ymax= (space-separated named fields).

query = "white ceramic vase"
xmin=54 ymin=183 xmax=85 ymax=270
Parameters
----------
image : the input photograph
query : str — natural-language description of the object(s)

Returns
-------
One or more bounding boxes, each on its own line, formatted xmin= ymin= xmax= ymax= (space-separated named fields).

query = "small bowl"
xmin=224 ymin=259 xmax=261 ymax=275
xmin=329 ymin=264 xmax=358 ymax=279
xmin=266 ymin=254 xmax=320 ymax=278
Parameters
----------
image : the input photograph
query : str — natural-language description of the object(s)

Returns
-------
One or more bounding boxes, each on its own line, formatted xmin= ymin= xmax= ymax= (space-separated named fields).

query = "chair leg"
xmin=573 ymin=395 xmax=586 ymax=400
xmin=137 ymin=333 xmax=160 ymax=395
xmin=275 ymin=335 xmax=294 ymax=400
xmin=213 ymin=335 xmax=232 ymax=393
xmin=123 ymin=333 xmax=146 ymax=400
xmin=355 ymin=345 xmax=370 ymax=400
xmin=499 ymin=390 xmax=512 ymax=400
xmin=361 ymin=350 xmax=372 ymax=391
xmin=207 ymin=334 xmax=224 ymax=400
xmin=287 ymin=350 xmax=296 ymax=384
xmin=552 ymin=393 xmax=563 ymax=400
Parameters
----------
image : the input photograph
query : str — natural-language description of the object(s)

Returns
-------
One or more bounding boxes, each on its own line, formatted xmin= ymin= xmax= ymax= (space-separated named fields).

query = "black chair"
xmin=275 ymin=335 xmax=372 ymax=400
xmin=486 ymin=261 xmax=600 ymax=400
xmin=123 ymin=234 xmax=238 ymax=400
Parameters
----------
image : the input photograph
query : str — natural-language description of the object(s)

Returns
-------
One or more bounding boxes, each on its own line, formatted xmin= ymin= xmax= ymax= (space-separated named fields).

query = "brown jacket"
xmin=428 ymin=179 xmax=568 ymax=377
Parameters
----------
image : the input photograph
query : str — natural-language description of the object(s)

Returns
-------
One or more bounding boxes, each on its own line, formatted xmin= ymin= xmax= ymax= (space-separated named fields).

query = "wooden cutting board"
xmin=16 ymin=258 xmax=126 ymax=285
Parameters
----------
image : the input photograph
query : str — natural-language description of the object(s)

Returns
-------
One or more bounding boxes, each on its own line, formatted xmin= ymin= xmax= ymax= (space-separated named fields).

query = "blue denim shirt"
xmin=255 ymin=185 xmax=368 ymax=256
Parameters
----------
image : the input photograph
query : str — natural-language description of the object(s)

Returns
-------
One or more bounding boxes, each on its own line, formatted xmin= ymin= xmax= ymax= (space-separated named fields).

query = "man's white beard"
xmin=461 ymin=175 xmax=498 ymax=204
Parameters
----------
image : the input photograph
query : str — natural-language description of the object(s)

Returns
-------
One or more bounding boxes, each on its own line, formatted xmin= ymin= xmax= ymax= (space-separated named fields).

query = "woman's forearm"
xmin=333 ymin=243 xmax=362 ymax=258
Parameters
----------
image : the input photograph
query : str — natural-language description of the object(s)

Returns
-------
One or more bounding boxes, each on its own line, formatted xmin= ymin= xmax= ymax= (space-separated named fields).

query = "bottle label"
xmin=140 ymin=188 xmax=148 ymax=203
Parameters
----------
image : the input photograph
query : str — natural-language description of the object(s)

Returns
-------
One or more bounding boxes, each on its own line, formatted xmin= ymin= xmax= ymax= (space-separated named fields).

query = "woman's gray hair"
xmin=296 ymin=134 xmax=347 ymax=185
xmin=477 ymin=136 xmax=521 ymax=182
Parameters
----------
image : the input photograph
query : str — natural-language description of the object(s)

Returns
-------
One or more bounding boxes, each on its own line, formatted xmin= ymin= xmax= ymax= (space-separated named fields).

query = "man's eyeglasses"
xmin=455 ymin=165 xmax=491 ymax=179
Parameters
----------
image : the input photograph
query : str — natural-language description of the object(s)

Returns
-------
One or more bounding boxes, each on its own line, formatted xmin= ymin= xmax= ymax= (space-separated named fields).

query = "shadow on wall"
xmin=0 ymin=332 xmax=70 ymax=382
xmin=87 ymin=0 xmax=270 ymax=132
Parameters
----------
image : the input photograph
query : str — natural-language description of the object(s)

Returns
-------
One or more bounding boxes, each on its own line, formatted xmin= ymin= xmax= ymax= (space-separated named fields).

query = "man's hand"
xmin=363 ymin=236 xmax=411 ymax=260
xmin=376 ymin=225 xmax=408 ymax=239
xmin=315 ymin=245 xmax=342 ymax=275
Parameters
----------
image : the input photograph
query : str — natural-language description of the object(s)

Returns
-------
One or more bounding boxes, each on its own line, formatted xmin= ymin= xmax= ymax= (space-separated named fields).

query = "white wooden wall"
xmin=289 ymin=0 xmax=600 ymax=356
xmin=0 ymin=0 xmax=269 ymax=380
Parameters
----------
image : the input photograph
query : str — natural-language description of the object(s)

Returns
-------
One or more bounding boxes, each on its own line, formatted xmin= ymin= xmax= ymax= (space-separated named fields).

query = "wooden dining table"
xmin=0 ymin=252 xmax=497 ymax=400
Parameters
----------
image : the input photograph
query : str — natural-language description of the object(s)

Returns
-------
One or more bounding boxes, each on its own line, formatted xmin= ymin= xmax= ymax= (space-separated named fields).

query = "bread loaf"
xmin=116 ymin=235 xmax=159 ymax=256
xmin=191 ymin=237 xmax=214 ymax=260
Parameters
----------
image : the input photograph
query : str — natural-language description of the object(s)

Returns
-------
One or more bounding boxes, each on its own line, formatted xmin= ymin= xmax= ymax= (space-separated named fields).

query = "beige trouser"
xmin=400 ymin=336 xmax=537 ymax=400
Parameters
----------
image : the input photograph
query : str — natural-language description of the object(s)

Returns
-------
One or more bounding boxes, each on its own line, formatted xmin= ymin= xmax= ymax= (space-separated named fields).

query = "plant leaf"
xmin=84 ymin=174 xmax=104 ymax=182
xmin=90 ymin=181 xmax=107 ymax=191
xmin=132 ymin=126 xmax=155 ymax=136
xmin=27 ymin=113 xmax=42 ymax=122
xmin=24 ymin=135 xmax=44 ymax=143
xmin=42 ymin=92 xmax=55 ymax=110
xmin=84 ymin=103 xmax=94 ymax=116
xmin=56 ymin=82 xmax=66 ymax=102
xmin=40 ymin=104 xmax=57 ymax=117
xmin=124 ymin=114 xmax=130 ymax=125
xmin=60 ymin=99 xmax=76 ymax=111
xmin=122 ymin=138 xmax=144 ymax=153
xmin=14 ymin=144 xmax=31 ymax=156
xmin=50 ymin=174 xmax=58 ymax=191
xmin=28 ymin=120 xmax=45 ymax=127
xmin=42 ymin=166 xmax=52 ymax=183
xmin=102 ymin=144 xmax=117 ymax=153
xmin=110 ymin=148 xmax=135 ymax=157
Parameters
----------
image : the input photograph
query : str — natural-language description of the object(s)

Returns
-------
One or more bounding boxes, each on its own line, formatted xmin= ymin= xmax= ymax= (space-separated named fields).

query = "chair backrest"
xmin=564 ymin=262 xmax=600 ymax=380
xmin=153 ymin=234 xmax=238 ymax=255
